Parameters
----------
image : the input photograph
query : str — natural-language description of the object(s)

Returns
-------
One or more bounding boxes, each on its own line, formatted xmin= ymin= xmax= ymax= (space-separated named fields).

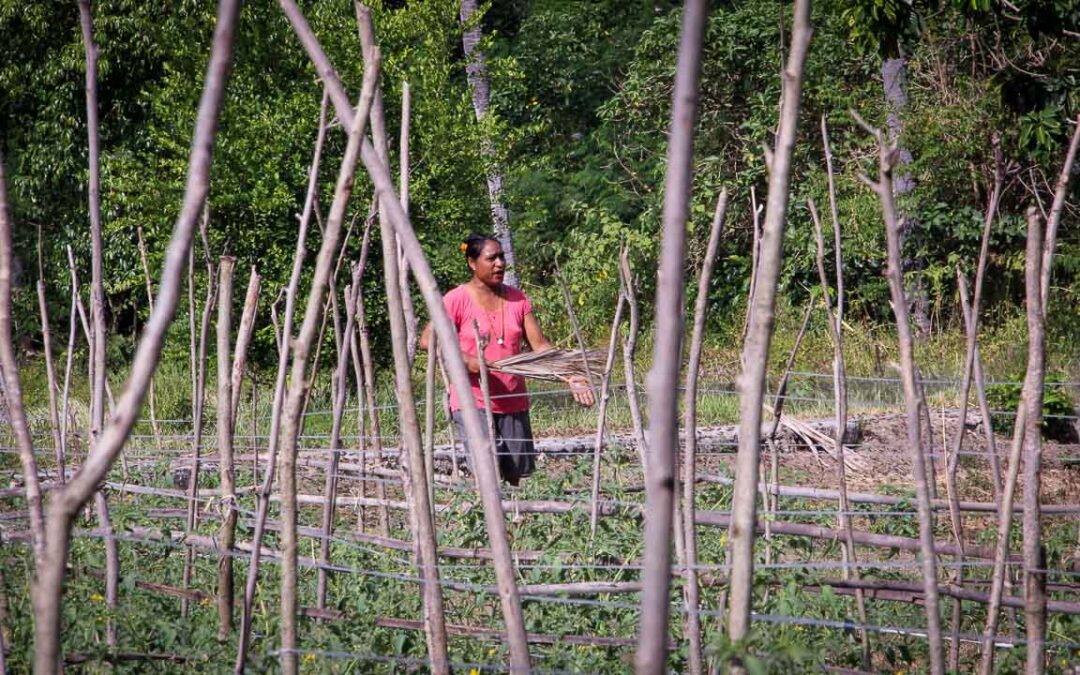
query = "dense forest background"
xmin=2 ymin=0 xmax=1078 ymax=373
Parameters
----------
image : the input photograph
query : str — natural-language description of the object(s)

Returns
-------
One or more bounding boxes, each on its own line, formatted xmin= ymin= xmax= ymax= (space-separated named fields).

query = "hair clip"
xmin=460 ymin=242 xmax=468 ymax=253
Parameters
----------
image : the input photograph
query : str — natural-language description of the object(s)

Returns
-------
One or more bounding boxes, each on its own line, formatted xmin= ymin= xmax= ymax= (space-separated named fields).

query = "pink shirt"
xmin=443 ymin=284 xmax=532 ymax=414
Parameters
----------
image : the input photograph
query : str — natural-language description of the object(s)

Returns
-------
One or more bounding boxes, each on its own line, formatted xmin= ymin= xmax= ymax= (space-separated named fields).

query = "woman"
xmin=419 ymin=234 xmax=594 ymax=485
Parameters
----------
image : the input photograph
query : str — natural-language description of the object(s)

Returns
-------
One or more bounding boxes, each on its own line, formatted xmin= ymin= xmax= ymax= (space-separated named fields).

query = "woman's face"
xmin=469 ymin=240 xmax=506 ymax=287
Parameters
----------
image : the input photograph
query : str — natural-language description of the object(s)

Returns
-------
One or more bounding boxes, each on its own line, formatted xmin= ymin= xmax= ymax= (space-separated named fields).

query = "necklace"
xmin=486 ymin=295 xmax=506 ymax=346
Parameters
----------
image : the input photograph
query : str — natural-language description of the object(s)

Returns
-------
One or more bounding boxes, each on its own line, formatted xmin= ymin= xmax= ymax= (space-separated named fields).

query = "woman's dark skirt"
xmin=451 ymin=409 xmax=536 ymax=485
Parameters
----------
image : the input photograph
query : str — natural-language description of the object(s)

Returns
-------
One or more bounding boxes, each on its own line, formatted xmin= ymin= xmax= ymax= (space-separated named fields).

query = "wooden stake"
xmin=281 ymin=3 xmax=531 ymax=668
xmin=727 ymin=0 xmax=811 ymax=659
xmin=1021 ymin=209 xmax=1048 ymax=673
xmin=809 ymin=194 xmax=870 ymax=668
xmin=589 ymin=292 xmax=626 ymax=537
xmin=216 ymin=256 xmax=237 ymax=641
xmin=31 ymin=1 xmax=240 ymax=667
xmin=636 ymin=2 xmax=709 ymax=672
xmin=233 ymin=87 xmax=329 ymax=674
xmin=275 ymin=52 xmax=379 ymax=675
xmin=680 ymin=189 xmax=727 ymax=675
xmin=853 ymin=109 xmax=944 ymax=674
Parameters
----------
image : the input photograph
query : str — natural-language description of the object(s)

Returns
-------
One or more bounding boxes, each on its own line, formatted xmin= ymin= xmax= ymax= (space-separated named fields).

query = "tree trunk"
xmin=881 ymin=54 xmax=930 ymax=338
xmin=459 ymin=0 xmax=518 ymax=288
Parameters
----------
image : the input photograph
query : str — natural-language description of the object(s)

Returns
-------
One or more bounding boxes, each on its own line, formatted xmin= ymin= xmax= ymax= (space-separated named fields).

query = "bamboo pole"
xmin=809 ymin=194 xmax=870 ymax=668
xmin=354 ymin=231 xmax=389 ymax=537
xmin=589 ymin=292 xmax=626 ymax=537
xmin=275 ymin=54 xmax=379 ymax=675
xmin=1021 ymin=211 xmax=1048 ymax=673
xmin=727 ymin=0 xmax=811 ymax=657
xmin=397 ymin=79 xmax=418 ymax=363
xmin=635 ymin=2 xmax=709 ymax=672
xmin=279 ymin=4 xmax=531 ymax=669
xmin=853 ymin=110 xmax=944 ymax=674
xmin=31 ymin=2 xmax=240 ymax=668
xmin=679 ymin=189 xmax=727 ymax=675
xmin=234 ymin=88 xmax=329 ymax=674
xmin=215 ymin=257 xmax=237 ymax=641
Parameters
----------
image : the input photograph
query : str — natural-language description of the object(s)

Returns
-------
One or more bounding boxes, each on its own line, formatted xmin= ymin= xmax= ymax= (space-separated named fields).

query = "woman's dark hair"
xmin=463 ymin=233 xmax=499 ymax=260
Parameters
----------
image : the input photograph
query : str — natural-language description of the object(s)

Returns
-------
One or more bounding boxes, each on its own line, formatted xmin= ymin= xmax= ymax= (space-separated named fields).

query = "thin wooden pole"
xmin=727 ymin=0 xmax=811 ymax=658
xmin=32 ymin=1 xmax=240 ymax=667
xmin=1021 ymin=209 xmax=1048 ymax=673
xmin=234 ymin=88 xmax=328 ymax=675
xmin=424 ymin=333 xmax=438 ymax=515
xmin=0 ymin=152 xmax=45 ymax=567
xmin=230 ymin=266 xmax=260 ymax=423
xmin=180 ymin=259 xmax=215 ymax=617
xmin=1038 ymin=114 xmax=1080 ymax=306
xmin=956 ymin=273 xmax=1001 ymax=495
xmin=680 ymin=189 xmax=728 ymax=675
xmin=316 ymin=269 xmax=360 ymax=613
xmin=77 ymin=1 xmax=120 ymax=646
xmin=853 ymin=109 xmax=944 ymax=674
xmin=60 ymin=247 xmax=80 ymax=469
xmin=809 ymin=195 xmax=870 ymax=668
xmin=618 ymin=247 xmax=648 ymax=472
xmin=589 ymin=292 xmax=626 ymax=537
xmin=279 ymin=4 xmax=531 ymax=668
xmin=275 ymin=54 xmax=379 ymax=675
xmin=636 ymin=2 xmax=709 ymax=672
xmin=215 ymin=257 xmax=237 ymax=641
xmin=37 ymin=261 xmax=64 ymax=483
xmin=136 ymin=226 xmax=163 ymax=452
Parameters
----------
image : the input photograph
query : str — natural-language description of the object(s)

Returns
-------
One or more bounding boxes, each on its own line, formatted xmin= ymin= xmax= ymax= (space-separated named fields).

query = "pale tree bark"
xmin=31 ymin=1 xmax=240 ymax=669
xmin=274 ymin=51 xmax=379 ymax=675
xmin=1022 ymin=212 xmax=1048 ymax=674
xmin=215 ymin=257 xmax=236 ymax=641
xmin=680 ymin=189 xmax=728 ymax=675
xmin=726 ymin=0 xmax=811 ymax=659
xmin=459 ymin=0 xmax=518 ymax=288
xmin=234 ymin=90 xmax=327 ymax=675
xmin=1039 ymin=115 xmax=1079 ymax=307
xmin=635 ymin=2 xmax=709 ymax=673
xmin=279 ymin=4 xmax=531 ymax=670
xmin=853 ymin=110 xmax=944 ymax=674
xmin=77 ymin=1 xmax=119 ymax=644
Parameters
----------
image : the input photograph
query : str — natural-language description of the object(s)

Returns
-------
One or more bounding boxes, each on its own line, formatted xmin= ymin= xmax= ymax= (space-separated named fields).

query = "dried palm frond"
xmin=490 ymin=348 xmax=605 ymax=382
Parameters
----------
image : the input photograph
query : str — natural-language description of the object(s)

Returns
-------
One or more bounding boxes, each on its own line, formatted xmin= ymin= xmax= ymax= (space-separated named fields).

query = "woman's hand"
xmin=565 ymin=375 xmax=595 ymax=407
